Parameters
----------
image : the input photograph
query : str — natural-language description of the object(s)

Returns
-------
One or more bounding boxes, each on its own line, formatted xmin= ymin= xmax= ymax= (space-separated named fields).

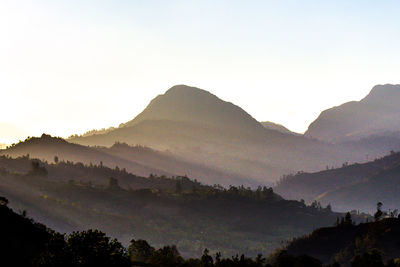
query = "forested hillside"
xmin=0 ymin=155 xmax=359 ymax=257
xmin=1 ymin=134 xmax=251 ymax=186
xmin=275 ymin=151 xmax=400 ymax=212
xmin=283 ymin=215 xmax=400 ymax=266
xmin=0 ymin=197 xmax=397 ymax=267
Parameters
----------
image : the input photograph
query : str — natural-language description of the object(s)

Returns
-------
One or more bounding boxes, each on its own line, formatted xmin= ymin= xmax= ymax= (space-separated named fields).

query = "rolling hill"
xmin=0 ymin=134 xmax=250 ymax=186
xmin=0 ymin=156 xmax=352 ymax=257
xmin=275 ymin=151 xmax=400 ymax=213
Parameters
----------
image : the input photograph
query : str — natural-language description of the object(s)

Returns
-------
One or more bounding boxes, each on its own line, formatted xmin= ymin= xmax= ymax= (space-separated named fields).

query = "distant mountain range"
xmin=2 ymin=83 xmax=400 ymax=260
xmin=305 ymin=84 xmax=400 ymax=143
xmin=3 ymin=84 xmax=400 ymax=187
xmin=0 ymin=134 xmax=249 ymax=186
xmin=67 ymin=84 xmax=393 ymax=185
xmin=275 ymin=151 xmax=400 ymax=213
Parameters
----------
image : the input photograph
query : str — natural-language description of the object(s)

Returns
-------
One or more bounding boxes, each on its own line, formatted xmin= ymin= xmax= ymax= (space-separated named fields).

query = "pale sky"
xmin=1 ymin=0 xmax=400 ymax=144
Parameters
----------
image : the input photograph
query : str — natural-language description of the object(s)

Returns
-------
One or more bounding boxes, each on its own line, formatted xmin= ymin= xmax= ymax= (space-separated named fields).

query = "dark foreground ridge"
xmin=1 ymin=197 xmax=399 ymax=267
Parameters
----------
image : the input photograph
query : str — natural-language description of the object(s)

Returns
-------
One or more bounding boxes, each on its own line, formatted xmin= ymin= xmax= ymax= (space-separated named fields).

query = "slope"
xmin=0 ymin=156 xmax=349 ymax=257
xmin=70 ymin=85 xmax=364 ymax=184
xmin=0 ymin=134 xmax=170 ymax=178
xmin=282 ymin=217 xmax=400 ymax=266
xmin=275 ymin=151 xmax=400 ymax=212
xmin=1 ymin=135 xmax=253 ymax=186
xmin=260 ymin=121 xmax=300 ymax=136
xmin=305 ymin=84 xmax=400 ymax=143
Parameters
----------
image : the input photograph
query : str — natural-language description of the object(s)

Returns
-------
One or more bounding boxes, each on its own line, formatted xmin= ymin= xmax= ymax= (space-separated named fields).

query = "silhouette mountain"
xmin=0 ymin=134 xmax=170 ymax=177
xmin=122 ymin=85 xmax=266 ymax=132
xmin=70 ymin=85 xmax=365 ymax=184
xmin=305 ymin=84 xmax=400 ymax=143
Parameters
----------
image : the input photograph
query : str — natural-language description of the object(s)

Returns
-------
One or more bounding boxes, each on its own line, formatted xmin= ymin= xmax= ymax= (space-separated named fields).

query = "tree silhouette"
xmin=128 ymin=239 xmax=155 ymax=263
xmin=66 ymin=230 xmax=129 ymax=267
xmin=374 ymin=202 xmax=383 ymax=221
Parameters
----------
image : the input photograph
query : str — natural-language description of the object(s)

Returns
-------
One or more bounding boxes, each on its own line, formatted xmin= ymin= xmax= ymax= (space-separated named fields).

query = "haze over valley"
xmin=2 ymin=1 xmax=400 ymax=266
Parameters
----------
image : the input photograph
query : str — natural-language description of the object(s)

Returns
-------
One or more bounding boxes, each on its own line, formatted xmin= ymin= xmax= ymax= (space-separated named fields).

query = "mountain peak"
xmin=361 ymin=84 xmax=400 ymax=105
xmin=122 ymin=85 xmax=264 ymax=131
xmin=164 ymin=84 xmax=209 ymax=95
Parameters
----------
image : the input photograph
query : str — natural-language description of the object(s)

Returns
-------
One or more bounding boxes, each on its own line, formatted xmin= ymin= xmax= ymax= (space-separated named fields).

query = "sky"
xmin=1 ymin=0 xmax=400 ymax=144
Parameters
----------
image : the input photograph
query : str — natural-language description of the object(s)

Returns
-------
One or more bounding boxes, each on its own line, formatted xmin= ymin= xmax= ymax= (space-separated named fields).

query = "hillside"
xmin=1 ymin=135 xmax=251 ymax=186
xmin=101 ymin=142 xmax=252 ymax=186
xmin=260 ymin=121 xmax=299 ymax=136
xmin=316 ymin=164 xmax=400 ymax=212
xmin=1 ymin=198 xmax=377 ymax=267
xmin=275 ymin=151 xmax=400 ymax=213
xmin=69 ymin=85 xmax=378 ymax=184
xmin=0 ymin=201 xmax=52 ymax=266
xmin=283 ymin=217 xmax=400 ymax=266
xmin=305 ymin=84 xmax=400 ymax=143
xmin=0 ymin=156 xmax=353 ymax=257
xmin=0 ymin=134 xmax=170 ymax=178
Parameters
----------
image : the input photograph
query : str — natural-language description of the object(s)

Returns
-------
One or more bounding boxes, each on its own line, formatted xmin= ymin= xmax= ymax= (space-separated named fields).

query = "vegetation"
xmin=281 ymin=206 xmax=400 ymax=266
xmin=275 ymin=151 xmax=400 ymax=212
xmin=0 ymin=156 xmax=361 ymax=257
xmin=0 ymin=197 xmax=399 ymax=267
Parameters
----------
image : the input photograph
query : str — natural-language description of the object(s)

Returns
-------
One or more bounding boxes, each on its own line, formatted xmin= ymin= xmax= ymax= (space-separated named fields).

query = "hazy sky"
xmin=1 ymin=0 xmax=400 ymax=144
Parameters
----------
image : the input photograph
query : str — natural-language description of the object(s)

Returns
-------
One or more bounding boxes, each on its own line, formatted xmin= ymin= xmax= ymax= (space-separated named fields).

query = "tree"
xmin=147 ymin=245 xmax=183 ymax=267
xmin=108 ymin=177 xmax=120 ymax=190
xmin=201 ymin=248 xmax=213 ymax=267
xmin=128 ymin=239 xmax=155 ymax=263
xmin=351 ymin=250 xmax=384 ymax=267
xmin=29 ymin=160 xmax=48 ymax=177
xmin=0 ymin=196 xmax=9 ymax=206
xmin=344 ymin=212 xmax=353 ymax=225
xmin=175 ymin=180 xmax=182 ymax=194
xmin=54 ymin=156 xmax=59 ymax=164
xmin=326 ymin=204 xmax=332 ymax=212
xmin=374 ymin=202 xmax=383 ymax=221
xmin=66 ymin=230 xmax=129 ymax=267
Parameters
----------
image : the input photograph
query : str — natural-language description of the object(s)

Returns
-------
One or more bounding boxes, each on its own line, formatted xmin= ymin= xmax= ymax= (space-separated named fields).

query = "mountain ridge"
xmin=305 ymin=84 xmax=400 ymax=143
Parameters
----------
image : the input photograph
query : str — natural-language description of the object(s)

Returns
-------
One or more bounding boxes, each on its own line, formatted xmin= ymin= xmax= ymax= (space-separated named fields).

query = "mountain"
xmin=0 ymin=156 xmax=351 ymax=257
xmin=121 ymin=85 xmax=266 ymax=132
xmin=0 ymin=135 xmax=249 ymax=186
xmin=282 ymin=217 xmax=400 ymax=266
xmin=305 ymin=84 xmax=400 ymax=143
xmin=70 ymin=85 xmax=372 ymax=184
xmin=275 ymin=151 xmax=400 ymax=213
xmin=0 ymin=134 xmax=170 ymax=178
xmin=260 ymin=121 xmax=299 ymax=135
